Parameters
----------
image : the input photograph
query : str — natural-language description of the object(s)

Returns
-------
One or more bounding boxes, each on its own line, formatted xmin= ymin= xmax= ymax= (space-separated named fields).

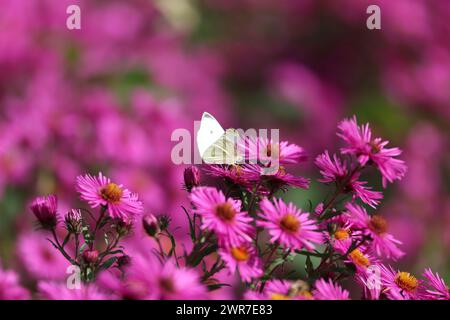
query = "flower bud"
xmin=82 ymin=249 xmax=99 ymax=264
xmin=65 ymin=209 xmax=82 ymax=234
xmin=117 ymin=255 xmax=131 ymax=269
xmin=183 ymin=166 xmax=200 ymax=192
xmin=115 ymin=218 xmax=133 ymax=237
xmin=30 ymin=195 xmax=58 ymax=230
xmin=142 ymin=214 xmax=160 ymax=237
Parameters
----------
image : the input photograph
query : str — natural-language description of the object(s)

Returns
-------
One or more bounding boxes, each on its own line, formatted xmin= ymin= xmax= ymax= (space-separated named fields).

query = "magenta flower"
xmin=380 ymin=265 xmax=421 ymax=300
xmin=219 ymin=244 xmax=263 ymax=283
xmin=421 ymin=268 xmax=450 ymax=300
xmin=124 ymin=253 xmax=207 ymax=300
xmin=315 ymin=151 xmax=347 ymax=183
xmin=257 ymin=198 xmax=323 ymax=251
xmin=76 ymin=172 xmax=143 ymax=221
xmin=315 ymin=151 xmax=382 ymax=208
xmin=183 ymin=166 xmax=200 ymax=192
xmin=38 ymin=282 xmax=111 ymax=300
xmin=245 ymin=165 xmax=310 ymax=193
xmin=313 ymin=278 xmax=350 ymax=300
xmin=0 ymin=262 xmax=30 ymax=300
xmin=30 ymin=195 xmax=58 ymax=229
xmin=337 ymin=116 xmax=407 ymax=187
xmin=189 ymin=187 xmax=254 ymax=246
xmin=242 ymin=137 xmax=307 ymax=165
xmin=17 ymin=233 xmax=69 ymax=281
xmin=344 ymin=203 xmax=404 ymax=260
xmin=204 ymin=165 xmax=255 ymax=189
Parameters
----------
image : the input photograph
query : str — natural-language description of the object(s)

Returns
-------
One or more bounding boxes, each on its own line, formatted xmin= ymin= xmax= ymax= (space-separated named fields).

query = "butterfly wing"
xmin=196 ymin=112 xmax=225 ymax=157
xmin=202 ymin=128 xmax=243 ymax=164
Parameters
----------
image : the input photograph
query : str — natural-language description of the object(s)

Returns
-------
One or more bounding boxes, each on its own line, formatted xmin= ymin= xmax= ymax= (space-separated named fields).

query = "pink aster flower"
xmin=344 ymin=203 xmax=404 ymax=260
xmin=313 ymin=278 xmax=350 ymax=300
xmin=315 ymin=151 xmax=383 ymax=208
xmin=380 ymin=265 xmax=421 ymax=300
xmin=17 ymin=232 xmax=69 ymax=281
xmin=337 ymin=116 xmax=407 ymax=187
xmin=38 ymin=282 xmax=111 ymax=300
xmin=241 ymin=136 xmax=307 ymax=165
xmin=76 ymin=172 xmax=143 ymax=221
xmin=189 ymin=187 xmax=254 ymax=246
xmin=0 ymin=262 xmax=30 ymax=300
xmin=245 ymin=165 xmax=310 ymax=194
xmin=204 ymin=165 xmax=255 ymax=189
xmin=123 ymin=253 xmax=207 ymax=300
xmin=30 ymin=194 xmax=58 ymax=230
xmin=219 ymin=244 xmax=263 ymax=283
xmin=421 ymin=268 xmax=450 ymax=300
xmin=257 ymin=198 xmax=323 ymax=251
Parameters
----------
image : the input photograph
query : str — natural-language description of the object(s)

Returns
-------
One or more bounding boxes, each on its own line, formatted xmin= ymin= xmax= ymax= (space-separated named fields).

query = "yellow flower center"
xmin=334 ymin=228 xmax=350 ymax=240
xmin=230 ymin=247 xmax=250 ymax=262
xmin=271 ymin=293 xmax=290 ymax=300
xmin=280 ymin=214 xmax=300 ymax=233
xmin=215 ymin=203 xmax=236 ymax=221
xmin=100 ymin=183 xmax=123 ymax=203
xmin=349 ymin=249 xmax=371 ymax=268
xmin=394 ymin=272 xmax=418 ymax=292
xmin=368 ymin=215 xmax=388 ymax=234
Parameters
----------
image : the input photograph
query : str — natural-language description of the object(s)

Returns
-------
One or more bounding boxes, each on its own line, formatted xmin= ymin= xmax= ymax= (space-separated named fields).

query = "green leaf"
xmin=99 ymin=257 xmax=118 ymax=271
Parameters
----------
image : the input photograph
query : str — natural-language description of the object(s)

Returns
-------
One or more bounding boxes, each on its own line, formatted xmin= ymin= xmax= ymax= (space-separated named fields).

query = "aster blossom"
xmin=344 ymin=203 xmax=404 ymax=260
xmin=337 ymin=116 xmax=407 ymax=187
xmin=30 ymin=194 xmax=58 ymax=229
xmin=76 ymin=172 xmax=143 ymax=221
xmin=219 ymin=243 xmax=263 ymax=282
xmin=313 ymin=278 xmax=350 ymax=300
xmin=38 ymin=282 xmax=111 ymax=300
xmin=0 ymin=262 xmax=30 ymax=300
xmin=315 ymin=151 xmax=383 ymax=208
xmin=123 ymin=254 xmax=207 ymax=300
xmin=380 ymin=265 xmax=421 ymax=300
xmin=189 ymin=187 xmax=254 ymax=246
xmin=241 ymin=136 xmax=307 ymax=165
xmin=257 ymin=198 xmax=323 ymax=251
xmin=421 ymin=268 xmax=450 ymax=300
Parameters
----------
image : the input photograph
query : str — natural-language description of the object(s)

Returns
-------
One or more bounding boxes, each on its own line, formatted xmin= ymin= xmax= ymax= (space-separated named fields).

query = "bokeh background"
xmin=1 ymin=0 xmax=449 ymax=292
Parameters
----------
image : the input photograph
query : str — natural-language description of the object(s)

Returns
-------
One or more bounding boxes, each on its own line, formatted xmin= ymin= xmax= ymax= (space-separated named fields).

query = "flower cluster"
xmin=18 ymin=117 xmax=448 ymax=300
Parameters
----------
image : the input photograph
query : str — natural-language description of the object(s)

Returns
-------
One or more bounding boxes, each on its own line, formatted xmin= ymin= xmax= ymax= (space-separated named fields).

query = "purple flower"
xmin=421 ymin=268 xmax=450 ymax=300
xmin=344 ymin=203 xmax=404 ymax=260
xmin=313 ymin=278 xmax=350 ymax=300
xmin=219 ymin=244 xmax=263 ymax=283
xmin=380 ymin=265 xmax=421 ymax=300
xmin=0 ymin=262 xmax=30 ymax=300
xmin=337 ymin=116 xmax=407 ymax=187
xmin=183 ymin=166 xmax=201 ymax=192
xmin=315 ymin=151 xmax=383 ymax=208
xmin=189 ymin=187 xmax=254 ymax=246
xmin=30 ymin=195 xmax=58 ymax=230
xmin=38 ymin=282 xmax=111 ymax=300
xmin=76 ymin=172 xmax=143 ymax=221
xmin=257 ymin=198 xmax=323 ymax=251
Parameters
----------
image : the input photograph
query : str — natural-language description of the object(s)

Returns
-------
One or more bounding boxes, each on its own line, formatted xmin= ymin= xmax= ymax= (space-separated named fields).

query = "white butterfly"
xmin=196 ymin=112 xmax=243 ymax=164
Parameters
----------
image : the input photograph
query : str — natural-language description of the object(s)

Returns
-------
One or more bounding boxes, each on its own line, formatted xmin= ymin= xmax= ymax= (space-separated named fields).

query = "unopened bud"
xmin=82 ymin=249 xmax=99 ymax=264
xmin=142 ymin=214 xmax=160 ymax=237
xmin=65 ymin=209 xmax=82 ymax=234
xmin=30 ymin=195 xmax=58 ymax=230
xmin=117 ymin=255 xmax=131 ymax=269
xmin=183 ymin=166 xmax=200 ymax=192
xmin=115 ymin=218 xmax=133 ymax=237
